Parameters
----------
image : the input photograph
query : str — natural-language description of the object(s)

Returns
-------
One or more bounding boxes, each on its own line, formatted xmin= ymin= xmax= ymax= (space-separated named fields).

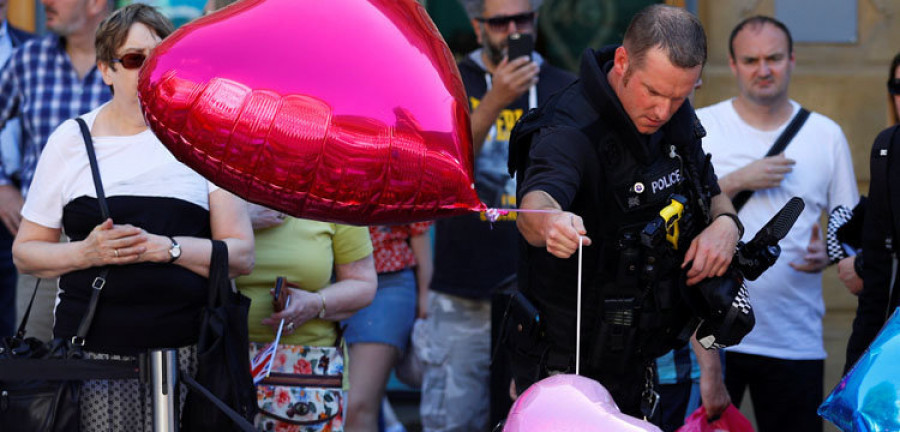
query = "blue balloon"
xmin=819 ymin=308 xmax=900 ymax=431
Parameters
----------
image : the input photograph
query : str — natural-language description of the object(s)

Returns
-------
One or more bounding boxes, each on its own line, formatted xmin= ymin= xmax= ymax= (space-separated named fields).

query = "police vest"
xmin=509 ymin=88 xmax=711 ymax=371
xmin=587 ymin=128 xmax=701 ymax=369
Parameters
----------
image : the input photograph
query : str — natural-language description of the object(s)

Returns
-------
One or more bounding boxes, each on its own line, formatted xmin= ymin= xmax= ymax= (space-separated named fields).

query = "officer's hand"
xmin=682 ymin=216 xmax=739 ymax=286
xmin=790 ymin=224 xmax=829 ymax=273
xmin=489 ymin=56 xmax=540 ymax=108
xmin=838 ymin=256 xmax=863 ymax=295
xmin=0 ymin=184 xmax=24 ymax=235
xmin=727 ymin=153 xmax=795 ymax=193
xmin=544 ymin=212 xmax=591 ymax=259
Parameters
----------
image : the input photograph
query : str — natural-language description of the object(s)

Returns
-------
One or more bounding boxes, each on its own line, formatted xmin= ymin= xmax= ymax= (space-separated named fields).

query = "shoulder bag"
xmin=0 ymin=117 xmax=141 ymax=431
xmin=250 ymin=276 xmax=345 ymax=431
xmin=181 ymin=240 xmax=258 ymax=431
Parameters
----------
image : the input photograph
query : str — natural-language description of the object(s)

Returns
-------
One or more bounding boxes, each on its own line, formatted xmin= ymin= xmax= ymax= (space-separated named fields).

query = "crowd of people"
xmin=0 ymin=1 xmax=897 ymax=432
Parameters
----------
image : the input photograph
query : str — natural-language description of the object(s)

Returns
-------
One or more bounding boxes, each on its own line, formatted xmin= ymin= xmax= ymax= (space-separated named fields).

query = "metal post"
xmin=151 ymin=349 xmax=179 ymax=432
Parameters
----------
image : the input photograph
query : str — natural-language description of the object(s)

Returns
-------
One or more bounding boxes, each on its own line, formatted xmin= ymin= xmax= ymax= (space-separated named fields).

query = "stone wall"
xmin=693 ymin=0 xmax=900 ymax=311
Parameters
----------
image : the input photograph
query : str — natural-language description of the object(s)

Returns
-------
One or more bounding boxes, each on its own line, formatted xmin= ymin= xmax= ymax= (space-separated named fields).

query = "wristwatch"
xmin=167 ymin=237 xmax=182 ymax=263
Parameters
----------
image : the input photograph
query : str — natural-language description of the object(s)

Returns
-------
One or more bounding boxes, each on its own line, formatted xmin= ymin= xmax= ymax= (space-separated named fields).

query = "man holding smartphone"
xmin=422 ymin=0 xmax=574 ymax=430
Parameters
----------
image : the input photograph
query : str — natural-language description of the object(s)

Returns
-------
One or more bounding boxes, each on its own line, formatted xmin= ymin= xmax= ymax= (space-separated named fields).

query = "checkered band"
xmin=826 ymin=205 xmax=854 ymax=263
xmin=732 ymin=283 xmax=752 ymax=316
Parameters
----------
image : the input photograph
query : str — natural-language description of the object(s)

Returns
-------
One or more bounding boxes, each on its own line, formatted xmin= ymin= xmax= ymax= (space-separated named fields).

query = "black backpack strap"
xmin=732 ymin=108 xmax=810 ymax=211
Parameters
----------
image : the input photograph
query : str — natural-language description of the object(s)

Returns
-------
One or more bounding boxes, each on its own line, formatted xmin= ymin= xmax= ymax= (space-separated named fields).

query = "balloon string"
xmin=483 ymin=207 xmax=584 ymax=375
xmin=483 ymin=207 xmax=558 ymax=224
xmin=576 ymin=235 xmax=583 ymax=376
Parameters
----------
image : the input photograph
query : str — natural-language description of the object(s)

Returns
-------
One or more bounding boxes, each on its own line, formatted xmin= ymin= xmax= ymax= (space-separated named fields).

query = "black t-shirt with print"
xmin=430 ymin=52 xmax=576 ymax=299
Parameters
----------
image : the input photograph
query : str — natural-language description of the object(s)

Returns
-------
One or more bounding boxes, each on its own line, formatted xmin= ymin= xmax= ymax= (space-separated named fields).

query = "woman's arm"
xmin=410 ymin=230 xmax=433 ymax=319
xmin=13 ymin=218 xmax=146 ymax=278
xmin=263 ymin=254 xmax=377 ymax=329
xmin=316 ymin=254 xmax=377 ymax=321
xmin=130 ymin=188 xmax=255 ymax=278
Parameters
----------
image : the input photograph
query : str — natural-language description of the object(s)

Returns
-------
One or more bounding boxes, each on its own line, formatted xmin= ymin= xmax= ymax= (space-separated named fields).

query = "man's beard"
xmin=481 ymin=29 xmax=505 ymax=67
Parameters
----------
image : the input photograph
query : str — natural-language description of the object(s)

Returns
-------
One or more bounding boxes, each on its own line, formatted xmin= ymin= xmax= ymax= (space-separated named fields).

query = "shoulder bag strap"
xmin=208 ymin=239 xmax=229 ymax=307
xmin=14 ymin=279 xmax=41 ymax=338
xmin=73 ymin=117 xmax=110 ymax=347
xmin=732 ymin=108 xmax=811 ymax=212
xmin=180 ymin=372 xmax=257 ymax=432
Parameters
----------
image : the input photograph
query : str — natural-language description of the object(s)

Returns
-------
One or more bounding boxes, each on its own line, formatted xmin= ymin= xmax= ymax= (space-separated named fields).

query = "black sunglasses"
xmin=889 ymin=78 xmax=900 ymax=96
xmin=475 ymin=12 xmax=535 ymax=32
xmin=111 ymin=52 xmax=147 ymax=70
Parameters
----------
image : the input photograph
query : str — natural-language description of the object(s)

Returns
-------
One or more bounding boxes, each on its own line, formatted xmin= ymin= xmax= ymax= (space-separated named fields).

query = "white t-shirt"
xmin=698 ymin=99 xmax=858 ymax=360
xmin=22 ymin=105 xmax=217 ymax=230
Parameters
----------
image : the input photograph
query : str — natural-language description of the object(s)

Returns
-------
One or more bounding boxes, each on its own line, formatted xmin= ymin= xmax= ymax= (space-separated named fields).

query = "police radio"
xmin=693 ymin=197 xmax=806 ymax=349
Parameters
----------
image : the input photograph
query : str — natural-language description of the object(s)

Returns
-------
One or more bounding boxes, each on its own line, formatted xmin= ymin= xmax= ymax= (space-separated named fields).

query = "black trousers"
xmin=725 ymin=351 xmax=823 ymax=432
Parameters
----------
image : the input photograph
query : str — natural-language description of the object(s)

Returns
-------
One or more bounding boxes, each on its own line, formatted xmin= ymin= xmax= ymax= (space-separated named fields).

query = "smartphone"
xmin=272 ymin=276 xmax=287 ymax=313
xmin=507 ymin=33 xmax=534 ymax=62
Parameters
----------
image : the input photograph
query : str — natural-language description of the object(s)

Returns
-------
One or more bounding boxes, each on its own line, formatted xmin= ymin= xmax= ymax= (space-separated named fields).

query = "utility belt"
xmin=501 ymin=221 xmax=694 ymax=375
xmin=498 ymin=290 xmax=667 ymax=419
xmin=498 ymin=280 xmax=689 ymax=380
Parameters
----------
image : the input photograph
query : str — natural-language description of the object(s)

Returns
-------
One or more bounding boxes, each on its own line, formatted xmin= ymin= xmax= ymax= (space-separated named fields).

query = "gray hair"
xmin=461 ymin=0 xmax=543 ymax=20
xmin=623 ymin=4 xmax=707 ymax=70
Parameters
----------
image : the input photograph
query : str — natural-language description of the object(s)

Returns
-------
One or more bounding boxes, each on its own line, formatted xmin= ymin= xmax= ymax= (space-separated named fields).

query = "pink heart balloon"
xmin=504 ymin=375 xmax=663 ymax=432
xmin=138 ymin=0 xmax=484 ymax=225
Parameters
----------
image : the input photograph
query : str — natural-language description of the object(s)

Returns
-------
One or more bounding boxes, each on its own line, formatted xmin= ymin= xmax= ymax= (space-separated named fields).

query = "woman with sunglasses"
xmin=887 ymin=54 xmax=900 ymax=126
xmin=843 ymin=52 xmax=900 ymax=371
xmin=12 ymin=4 xmax=254 ymax=431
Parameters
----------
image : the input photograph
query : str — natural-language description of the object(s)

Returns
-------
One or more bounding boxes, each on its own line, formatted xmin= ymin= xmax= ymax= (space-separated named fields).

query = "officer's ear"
xmin=614 ymin=46 xmax=630 ymax=83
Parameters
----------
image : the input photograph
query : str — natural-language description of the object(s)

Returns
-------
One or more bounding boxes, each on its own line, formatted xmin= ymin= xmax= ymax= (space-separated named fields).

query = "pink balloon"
xmin=138 ymin=0 xmax=484 ymax=225
xmin=504 ymin=375 xmax=663 ymax=432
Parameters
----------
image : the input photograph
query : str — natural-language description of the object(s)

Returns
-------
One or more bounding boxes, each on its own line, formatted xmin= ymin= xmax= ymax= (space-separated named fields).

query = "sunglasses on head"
xmin=111 ymin=52 xmax=147 ymax=70
xmin=475 ymin=12 xmax=535 ymax=32
xmin=889 ymin=78 xmax=900 ymax=96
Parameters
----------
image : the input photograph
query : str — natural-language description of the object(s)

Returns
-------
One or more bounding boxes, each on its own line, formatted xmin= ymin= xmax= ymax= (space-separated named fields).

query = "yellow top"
xmin=236 ymin=217 xmax=373 ymax=346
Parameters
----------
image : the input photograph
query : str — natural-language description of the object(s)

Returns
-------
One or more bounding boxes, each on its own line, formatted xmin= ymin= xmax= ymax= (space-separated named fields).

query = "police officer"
xmin=510 ymin=5 xmax=742 ymax=420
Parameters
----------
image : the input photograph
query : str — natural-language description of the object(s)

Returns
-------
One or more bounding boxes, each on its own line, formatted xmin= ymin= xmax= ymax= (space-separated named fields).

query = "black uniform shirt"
xmin=518 ymin=46 xmax=720 ymax=354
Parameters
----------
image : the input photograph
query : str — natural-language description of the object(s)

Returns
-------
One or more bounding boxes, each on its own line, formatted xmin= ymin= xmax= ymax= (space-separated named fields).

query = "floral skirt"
xmin=249 ymin=342 xmax=344 ymax=432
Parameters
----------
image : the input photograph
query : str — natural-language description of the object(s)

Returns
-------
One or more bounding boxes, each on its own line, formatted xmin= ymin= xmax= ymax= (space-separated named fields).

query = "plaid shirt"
xmin=0 ymin=35 xmax=111 ymax=196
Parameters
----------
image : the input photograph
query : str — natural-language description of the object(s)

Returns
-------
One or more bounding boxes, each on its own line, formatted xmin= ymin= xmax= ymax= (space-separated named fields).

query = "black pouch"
xmin=495 ymin=291 xmax=547 ymax=393
xmin=586 ymin=296 xmax=637 ymax=376
xmin=499 ymin=291 xmax=544 ymax=356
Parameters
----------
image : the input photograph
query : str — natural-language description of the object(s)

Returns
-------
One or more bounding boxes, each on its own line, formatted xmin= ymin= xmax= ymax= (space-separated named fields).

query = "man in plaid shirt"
xmin=0 ymin=0 xmax=111 ymax=342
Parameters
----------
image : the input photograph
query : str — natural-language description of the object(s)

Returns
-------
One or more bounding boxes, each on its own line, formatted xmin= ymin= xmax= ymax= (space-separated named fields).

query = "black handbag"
xmin=181 ymin=239 xmax=257 ymax=431
xmin=0 ymin=117 xmax=141 ymax=431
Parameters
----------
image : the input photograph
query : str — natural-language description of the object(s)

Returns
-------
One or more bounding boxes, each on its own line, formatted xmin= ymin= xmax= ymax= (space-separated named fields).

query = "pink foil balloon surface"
xmin=504 ymin=375 xmax=663 ymax=432
xmin=138 ymin=0 xmax=483 ymax=225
